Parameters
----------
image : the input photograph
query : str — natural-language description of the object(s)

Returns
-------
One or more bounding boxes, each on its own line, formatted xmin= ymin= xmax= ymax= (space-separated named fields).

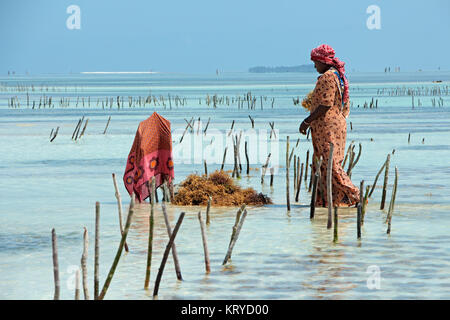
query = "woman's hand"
xmin=299 ymin=120 xmax=310 ymax=135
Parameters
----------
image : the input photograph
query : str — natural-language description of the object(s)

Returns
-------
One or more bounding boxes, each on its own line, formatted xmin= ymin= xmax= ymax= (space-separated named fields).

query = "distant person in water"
xmin=299 ymin=44 xmax=359 ymax=207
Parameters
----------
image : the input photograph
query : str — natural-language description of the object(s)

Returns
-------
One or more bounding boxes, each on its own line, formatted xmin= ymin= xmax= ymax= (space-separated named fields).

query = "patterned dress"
xmin=309 ymin=68 xmax=360 ymax=207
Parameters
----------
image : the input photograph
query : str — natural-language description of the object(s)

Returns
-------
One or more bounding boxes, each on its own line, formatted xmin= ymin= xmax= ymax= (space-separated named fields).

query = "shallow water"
xmin=0 ymin=71 xmax=449 ymax=299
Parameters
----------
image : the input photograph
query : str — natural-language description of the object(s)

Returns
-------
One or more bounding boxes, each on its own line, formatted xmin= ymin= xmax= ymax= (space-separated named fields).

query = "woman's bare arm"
xmin=299 ymin=105 xmax=331 ymax=134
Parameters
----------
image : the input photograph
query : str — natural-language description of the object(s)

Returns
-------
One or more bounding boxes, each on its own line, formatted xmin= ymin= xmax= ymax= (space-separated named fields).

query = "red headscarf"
xmin=311 ymin=44 xmax=349 ymax=103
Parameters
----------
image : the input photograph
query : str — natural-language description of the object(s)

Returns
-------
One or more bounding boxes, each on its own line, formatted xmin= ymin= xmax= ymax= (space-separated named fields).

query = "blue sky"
xmin=0 ymin=0 xmax=449 ymax=74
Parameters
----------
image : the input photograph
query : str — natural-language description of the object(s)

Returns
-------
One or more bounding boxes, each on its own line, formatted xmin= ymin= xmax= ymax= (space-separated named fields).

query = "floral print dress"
xmin=309 ymin=68 xmax=360 ymax=207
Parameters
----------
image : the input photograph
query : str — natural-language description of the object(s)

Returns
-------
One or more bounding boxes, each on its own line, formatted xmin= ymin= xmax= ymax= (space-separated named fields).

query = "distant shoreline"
xmin=80 ymin=71 xmax=159 ymax=74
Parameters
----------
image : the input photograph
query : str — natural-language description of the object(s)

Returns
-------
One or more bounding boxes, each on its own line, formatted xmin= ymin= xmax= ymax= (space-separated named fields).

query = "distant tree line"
xmin=248 ymin=64 xmax=315 ymax=73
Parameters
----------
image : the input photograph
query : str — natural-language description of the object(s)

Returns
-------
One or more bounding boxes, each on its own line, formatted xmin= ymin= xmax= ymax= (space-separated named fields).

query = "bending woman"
xmin=299 ymin=44 xmax=359 ymax=207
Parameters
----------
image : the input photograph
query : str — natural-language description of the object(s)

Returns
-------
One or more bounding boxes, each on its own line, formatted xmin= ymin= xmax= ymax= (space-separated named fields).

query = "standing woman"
xmin=299 ymin=44 xmax=359 ymax=207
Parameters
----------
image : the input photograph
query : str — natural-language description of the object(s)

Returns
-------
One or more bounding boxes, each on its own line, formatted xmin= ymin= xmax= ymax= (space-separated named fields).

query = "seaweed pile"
xmin=172 ymin=170 xmax=272 ymax=206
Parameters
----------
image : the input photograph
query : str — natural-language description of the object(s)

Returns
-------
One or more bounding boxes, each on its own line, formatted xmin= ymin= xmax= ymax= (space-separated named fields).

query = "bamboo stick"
xmin=223 ymin=206 xmax=248 ymax=265
xmin=98 ymin=195 xmax=135 ymax=300
xmin=198 ymin=212 xmax=211 ymax=273
xmin=153 ymin=212 xmax=185 ymax=297
xmin=327 ymin=143 xmax=334 ymax=229
xmin=81 ymin=227 xmax=89 ymax=300
xmin=51 ymin=228 xmax=60 ymax=300
xmin=144 ymin=178 xmax=156 ymax=289
xmin=112 ymin=173 xmax=129 ymax=252
xmin=161 ymin=202 xmax=183 ymax=281
xmin=94 ymin=202 xmax=100 ymax=300
xmin=386 ymin=166 xmax=398 ymax=234
xmin=380 ymin=154 xmax=391 ymax=210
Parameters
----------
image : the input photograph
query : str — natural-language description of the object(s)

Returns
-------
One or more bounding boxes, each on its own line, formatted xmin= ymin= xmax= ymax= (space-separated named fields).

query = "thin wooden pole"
xmin=103 ymin=116 xmax=111 ymax=135
xmin=245 ymin=141 xmax=250 ymax=175
xmin=368 ymin=160 xmax=387 ymax=198
xmin=333 ymin=207 xmax=338 ymax=243
xmin=304 ymin=150 xmax=309 ymax=183
xmin=310 ymin=172 xmax=319 ymax=219
xmin=270 ymin=167 xmax=274 ymax=187
xmin=357 ymin=180 xmax=364 ymax=239
xmin=94 ymin=202 xmax=100 ymax=300
xmin=81 ymin=227 xmax=89 ymax=300
xmin=223 ymin=206 xmax=248 ymax=265
xmin=386 ymin=166 xmax=398 ymax=234
xmin=112 ymin=173 xmax=128 ymax=252
xmin=153 ymin=212 xmax=185 ymax=297
xmin=98 ymin=195 xmax=135 ymax=300
xmin=221 ymin=147 xmax=228 ymax=171
xmin=361 ymin=185 xmax=370 ymax=225
xmin=286 ymin=136 xmax=291 ymax=211
xmin=380 ymin=154 xmax=391 ymax=210
xmin=293 ymin=155 xmax=297 ymax=191
xmin=75 ymin=269 xmax=80 ymax=300
xmin=144 ymin=178 xmax=156 ymax=289
xmin=204 ymin=159 xmax=208 ymax=176
xmin=161 ymin=202 xmax=183 ymax=281
xmin=198 ymin=212 xmax=211 ymax=273
xmin=327 ymin=143 xmax=335 ymax=229
xmin=206 ymin=196 xmax=212 ymax=225
xmin=295 ymin=163 xmax=304 ymax=202
xmin=51 ymin=228 xmax=60 ymax=300
xmin=261 ymin=153 xmax=271 ymax=184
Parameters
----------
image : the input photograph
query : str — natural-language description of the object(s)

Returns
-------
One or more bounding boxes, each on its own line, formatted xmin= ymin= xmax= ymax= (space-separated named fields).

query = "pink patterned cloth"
xmin=123 ymin=112 xmax=174 ymax=202
xmin=310 ymin=44 xmax=349 ymax=103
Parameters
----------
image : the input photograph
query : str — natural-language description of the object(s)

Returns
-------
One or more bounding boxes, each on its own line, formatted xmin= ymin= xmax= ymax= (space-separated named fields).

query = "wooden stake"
xmin=380 ymin=154 xmax=391 ymax=210
xmin=98 ymin=195 xmax=135 ymax=300
xmin=81 ymin=227 xmax=89 ymax=300
xmin=144 ymin=178 xmax=156 ymax=289
xmin=161 ymin=202 xmax=183 ymax=281
xmin=310 ymin=172 xmax=319 ymax=219
xmin=386 ymin=166 xmax=398 ymax=234
xmin=103 ymin=116 xmax=111 ymax=135
xmin=153 ymin=212 xmax=185 ymax=297
xmin=221 ymin=147 xmax=228 ymax=171
xmin=368 ymin=160 xmax=387 ymax=198
xmin=51 ymin=228 xmax=60 ymax=300
xmin=112 ymin=173 xmax=128 ymax=252
xmin=327 ymin=143 xmax=334 ymax=229
xmin=295 ymin=163 xmax=304 ymax=202
xmin=261 ymin=153 xmax=271 ymax=184
xmin=286 ymin=136 xmax=291 ymax=212
xmin=198 ymin=212 xmax=211 ymax=273
xmin=223 ymin=206 xmax=248 ymax=265
xmin=94 ymin=202 xmax=100 ymax=300
xmin=206 ymin=196 xmax=212 ymax=225
xmin=270 ymin=167 xmax=274 ymax=187
xmin=333 ymin=207 xmax=338 ymax=243
xmin=75 ymin=269 xmax=80 ymax=300
xmin=245 ymin=141 xmax=250 ymax=175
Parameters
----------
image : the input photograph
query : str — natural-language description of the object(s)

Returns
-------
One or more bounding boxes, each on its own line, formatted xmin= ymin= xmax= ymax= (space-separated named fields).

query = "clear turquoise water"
xmin=0 ymin=71 xmax=449 ymax=299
